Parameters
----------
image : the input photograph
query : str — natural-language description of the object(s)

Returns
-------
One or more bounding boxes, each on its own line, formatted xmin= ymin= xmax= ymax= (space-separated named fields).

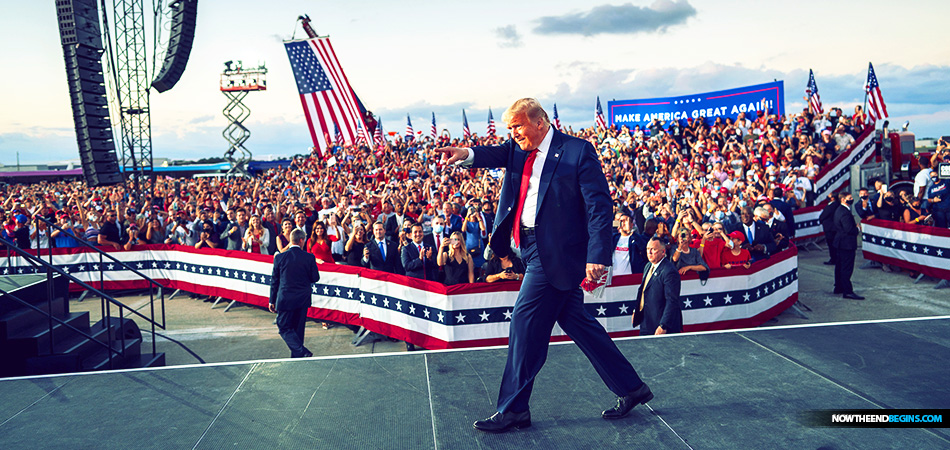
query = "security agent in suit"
xmin=738 ymin=206 xmax=775 ymax=262
xmin=819 ymin=192 xmax=841 ymax=265
xmin=437 ymin=98 xmax=652 ymax=433
xmin=632 ymin=238 xmax=683 ymax=335
xmin=833 ymin=192 xmax=864 ymax=300
xmin=402 ymin=223 xmax=438 ymax=281
xmin=362 ymin=221 xmax=402 ymax=274
xmin=268 ymin=229 xmax=321 ymax=358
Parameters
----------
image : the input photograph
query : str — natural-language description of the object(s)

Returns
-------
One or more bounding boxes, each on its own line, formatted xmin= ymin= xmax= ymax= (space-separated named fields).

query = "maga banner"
xmin=608 ymin=81 xmax=785 ymax=129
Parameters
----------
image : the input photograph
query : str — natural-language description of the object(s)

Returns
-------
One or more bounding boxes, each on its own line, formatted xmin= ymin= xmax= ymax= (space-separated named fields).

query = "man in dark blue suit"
xmin=268 ymin=229 xmax=320 ymax=358
xmin=633 ymin=238 xmax=683 ymax=335
xmin=402 ymin=223 xmax=438 ymax=281
xmin=438 ymin=98 xmax=652 ymax=433
xmin=362 ymin=221 xmax=402 ymax=274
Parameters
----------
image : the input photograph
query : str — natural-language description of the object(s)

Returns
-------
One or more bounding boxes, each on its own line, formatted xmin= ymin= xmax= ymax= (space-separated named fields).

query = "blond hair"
xmin=502 ymin=98 xmax=550 ymax=126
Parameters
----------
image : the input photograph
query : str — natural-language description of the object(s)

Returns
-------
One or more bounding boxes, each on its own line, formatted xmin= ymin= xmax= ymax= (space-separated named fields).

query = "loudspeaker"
xmin=57 ymin=0 xmax=122 ymax=187
xmin=151 ymin=0 xmax=198 ymax=93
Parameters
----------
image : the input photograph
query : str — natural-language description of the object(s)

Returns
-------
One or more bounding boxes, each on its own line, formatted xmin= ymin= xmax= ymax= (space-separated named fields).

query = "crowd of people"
xmin=2 ymin=103 xmax=948 ymax=286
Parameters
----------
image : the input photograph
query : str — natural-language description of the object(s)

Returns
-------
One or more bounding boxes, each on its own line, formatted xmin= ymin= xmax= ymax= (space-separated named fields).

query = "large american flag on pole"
xmin=595 ymin=96 xmax=607 ymax=130
xmin=284 ymin=38 xmax=372 ymax=155
xmin=553 ymin=103 xmax=562 ymax=130
xmin=486 ymin=108 xmax=496 ymax=136
xmin=806 ymin=69 xmax=823 ymax=114
xmin=430 ymin=112 xmax=437 ymax=139
xmin=405 ymin=114 xmax=414 ymax=141
xmin=462 ymin=109 xmax=472 ymax=139
xmin=374 ymin=116 xmax=383 ymax=145
xmin=865 ymin=62 xmax=889 ymax=124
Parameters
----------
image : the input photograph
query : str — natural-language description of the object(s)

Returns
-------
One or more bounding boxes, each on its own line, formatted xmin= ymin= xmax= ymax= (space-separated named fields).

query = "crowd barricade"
xmin=792 ymin=202 xmax=827 ymax=251
xmin=2 ymin=244 xmax=799 ymax=349
xmin=860 ymin=219 xmax=950 ymax=283
xmin=812 ymin=127 xmax=876 ymax=204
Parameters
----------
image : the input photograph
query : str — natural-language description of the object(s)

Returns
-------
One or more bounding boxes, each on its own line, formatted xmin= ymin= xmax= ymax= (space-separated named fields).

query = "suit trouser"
xmin=497 ymin=234 xmax=644 ymax=413
xmin=834 ymin=247 xmax=855 ymax=294
xmin=826 ymin=232 xmax=837 ymax=263
xmin=276 ymin=306 xmax=310 ymax=357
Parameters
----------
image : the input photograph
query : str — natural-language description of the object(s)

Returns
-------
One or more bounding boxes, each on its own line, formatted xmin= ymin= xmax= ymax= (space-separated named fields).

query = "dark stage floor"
xmin=1 ymin=317 xmax=948 ymax=449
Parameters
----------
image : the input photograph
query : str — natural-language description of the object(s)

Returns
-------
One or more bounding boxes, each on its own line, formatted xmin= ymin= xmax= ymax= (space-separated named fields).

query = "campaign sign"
xmin=607 ymin=81 xmax=785 ymax=129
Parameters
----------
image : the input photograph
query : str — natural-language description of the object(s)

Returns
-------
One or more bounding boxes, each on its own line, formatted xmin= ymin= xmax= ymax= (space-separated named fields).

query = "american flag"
xmin=595 ymin=96 xmax=607 ymax=130
xmin=430 ymin=112 xmax=438 ymax=139
xmin=284 ymin=38 xmax=372 ymax=156
xmin=356 ymin=123 xmax=367 ymax=146
xmin=553 ymin=103 xmax=562 ymax=130
xmin=486 ymin=108 xmax=496 ymax=136
xmin=865 ymin=62 xmax=888 ymax=124
xmin=405 ymin=114 xmax=414 ymax=141
xmin=374 ymin=116 xmax=383 ymax=145
xmin=806 ymin=69 xmax=823 ymax=114
xmin=334 ymin=123 xmax=343 ymax=145
xmin=462 ymin=109 xmax=472 ymax=139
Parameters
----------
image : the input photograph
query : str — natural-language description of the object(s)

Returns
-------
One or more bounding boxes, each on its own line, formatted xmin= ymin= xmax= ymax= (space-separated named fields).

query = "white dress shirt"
xmin=459 ymin=126 xmax=554 ymax=228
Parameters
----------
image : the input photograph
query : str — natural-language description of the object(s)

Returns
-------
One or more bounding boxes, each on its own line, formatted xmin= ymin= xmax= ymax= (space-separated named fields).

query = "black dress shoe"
xmin=843 ymin=293 xmax=865 ymax=300
xmin=603 ymin=383 xmax=653 ymax=420
xmin=473 ymin=411 xmax=531 ymax=433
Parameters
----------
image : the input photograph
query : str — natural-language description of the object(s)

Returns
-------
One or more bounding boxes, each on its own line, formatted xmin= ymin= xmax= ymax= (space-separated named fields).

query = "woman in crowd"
xmin=307 ymin=220 xmax=334 ymax=264
xmin=671 ymin=227 xmax=709 ymax=276
xmin=438 ymin=231 xmax=474 ymax=285
xmin=276 ymin=218 xmax=294 ymax=253
xmin=480 ymin=247 xmax=525 ymax=283
xmin=325 ymin=212 xmax=346 ymax=262
xmin=344 ymin=223 xmax=367 ymax=266
xmin=243 ymin=214 xmax=269 ymax=255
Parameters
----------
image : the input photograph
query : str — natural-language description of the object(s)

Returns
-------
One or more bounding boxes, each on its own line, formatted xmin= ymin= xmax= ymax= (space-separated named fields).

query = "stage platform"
xmin=1 ymin=317 xmax=948 ymax=449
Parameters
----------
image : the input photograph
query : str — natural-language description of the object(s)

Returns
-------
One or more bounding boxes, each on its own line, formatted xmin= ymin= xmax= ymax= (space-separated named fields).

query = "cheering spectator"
xmin=699 ymin=222 xmax=730 ymax=269
xmin=438 ymin=231 xmax=474 ymax=285
xmin=222 ymin=209 xmax=248 ymax=251
xmin=721 ymin=231 xmax=752 ymax=269
xmin=244 ymin=214 xmax=269 ymax=255
xmin=276 ymin=218 xmax=294 ymax=253
xmin=344 ymin=223 xmax=368 ymax=266
xmin=306 ymin=221 xmax=333 ymax=263
xmin=142 ymin=216 xmax=166 ymax=244
xmin=671 ymin=227 xmax=708 ymax=276
xmin=927 ymin=170 xmax=950 ymax=228
xmin=195 ymin=221 xmax=220 ymax=249
xmin=612 ymin=212 xmax=648 ymax=275
xmin=326 ymin=213 xmax=347 ymax=262
xmin=97 ymin=210 xmax=123 ymax=250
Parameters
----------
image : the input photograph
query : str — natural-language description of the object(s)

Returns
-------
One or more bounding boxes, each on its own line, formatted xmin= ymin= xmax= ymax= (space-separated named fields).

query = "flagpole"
xmin=863 ymin=62 xmax=870 ymax=124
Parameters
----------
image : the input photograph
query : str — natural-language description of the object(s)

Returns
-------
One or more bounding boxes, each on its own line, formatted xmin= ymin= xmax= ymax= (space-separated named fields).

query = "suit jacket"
xmin=384 ymin=214 xmax=406 ymax=238
xmin=832 ymin=205 xmax=859 ymax=250
xmin=471 ymin=129 xmax=612 ymax=290
xmin=767 ymin=219 xmax=791 ymax=252
xmin=740 ymin=221 xmax=775 ymax=261
xmin=363 ymin=238 xmax=402 ymax=274
xmin=269 ymin=246 xmax=320 ymax=311
xmin=819 ymin=201 xmax=839 ymax=236
xmin=633 ymin=258 xmax=682 ymax=334
xmin=612 ymin=232 xmax=649 ymax=275
xmin=770 ymin=198 xmax=796 ymax=237
xmin=401 ymin=241 xmax=438 ymax=281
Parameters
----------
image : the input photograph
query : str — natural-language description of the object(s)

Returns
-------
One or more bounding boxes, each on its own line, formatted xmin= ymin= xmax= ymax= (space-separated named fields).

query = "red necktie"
xmin=513 ymin=149 xmax=539 ymax=248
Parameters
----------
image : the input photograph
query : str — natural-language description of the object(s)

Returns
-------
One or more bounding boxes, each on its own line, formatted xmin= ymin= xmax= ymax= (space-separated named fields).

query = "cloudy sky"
xmin=2 ymin=0 xmax=949 ymax=165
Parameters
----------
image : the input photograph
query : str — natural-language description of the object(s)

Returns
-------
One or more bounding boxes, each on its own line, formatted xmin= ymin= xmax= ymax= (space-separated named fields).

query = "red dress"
xmin=308 ymin=239 xmax=334 ymax=263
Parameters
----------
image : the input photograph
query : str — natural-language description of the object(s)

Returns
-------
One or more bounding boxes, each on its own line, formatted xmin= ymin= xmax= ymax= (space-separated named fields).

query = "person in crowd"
xmin=855 ymin=187 xmax=877 ymax=220
xmin=29 ymin=215 xmax=50 ymax=251
xmin=142 ymin=215 xmax=166 ymax=244
xmin=927 ymin=170 xmax=949 ymax=228
xmin=671 ymin=227 xmax=708 ymax=276
xmin=276 ymin=218 xmax=294 ymax=253
xmin=306 ymin=220 xmax=333 ymax=263
xmin=195 ymin=221 xmax=219 ymax=250
xmin=401 ymin=222 xmax=438 ymax=281
xmin=876 ymin=190 xmax=904 ymax=221
xmin=612 ymin=212 xmax=648 ymax=276
xmin=97 ymin=209 xmax=123 ymax=250
xmin=362 ymin=221 xmax=401 ymax=274
xmin=325 ymin=212 xmax=346 ymax=262
xmin=462 ymin=203 xmax=488 ymax=270
xmin=438 ymin=230 xmax=475 ymax=285
xmin=344 ymin=223 xmax=368 ymax=266
xmin=761 ymin=204 xmax=790 ymax=252
xmin=243 ymin=214 xmax=269 ymax=255
xmin=903 ymin=197 xmax=930 ymax=225
xmin=480 ymin=247 xmax=526 ymax=283
xmin=222 ymin=208 xmax=248 ymax=251
xmin=833 ymin=192 xmax=864 ymax=300
xmin=721 ymin=231 xmax=752 ymax=269
xmin=739 ymin=206 xmax=774 ymax=262
xmin=13 ymin=215 xmax=31 ymax=249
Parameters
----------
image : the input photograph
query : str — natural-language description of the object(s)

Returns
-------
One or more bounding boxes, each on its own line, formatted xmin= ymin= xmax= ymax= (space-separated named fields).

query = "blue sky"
xmin=2 ymin=0 xmax=949 ymax=165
